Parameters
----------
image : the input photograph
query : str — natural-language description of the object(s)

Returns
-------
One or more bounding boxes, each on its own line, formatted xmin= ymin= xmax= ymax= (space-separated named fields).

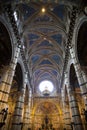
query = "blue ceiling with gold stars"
xmin=19 ymin=2 xmax=67 ymax=96
xmin=1 ymin=0 xmax=80 ymax=96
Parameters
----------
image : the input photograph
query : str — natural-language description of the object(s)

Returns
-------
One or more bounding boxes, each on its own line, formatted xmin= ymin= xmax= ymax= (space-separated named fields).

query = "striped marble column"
xmin=22 ymin=89 xmax=32 ymax=130
xmin=67 ymin=86 xmax=83 ymax=130
xmin=11 ymin=95 xmax=24 ymax=130
xmin=0 ymin=45 xmax=21 ymax=110
xmin=81 ymin=69 xmax=87 ymax=84
xmin=28 ymin=90 xmax=32 ymax=129
xmin=70 ymin=48 xmax=87 ymax=109
xmin=64 ymin=107 xmax=72 ymax=130
xmin=23 ymin=104 xmax=30 ymax=130
xmin=11 ymin=73 xmax=27 ymax=130
xmin=22 ymin=86 xmax=30 ymax=130
xmin=0 ymin=69 xmax=9 ymax=122
xmin=61 ymin=88 xmax=72 ymax=130
xmin=0 ymin=69 xmax=8 ymax=106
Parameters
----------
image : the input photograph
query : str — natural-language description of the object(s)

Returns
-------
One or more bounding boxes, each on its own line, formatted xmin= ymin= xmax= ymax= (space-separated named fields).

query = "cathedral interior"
xmin=0 ymin=0 xmax=87 ymax=130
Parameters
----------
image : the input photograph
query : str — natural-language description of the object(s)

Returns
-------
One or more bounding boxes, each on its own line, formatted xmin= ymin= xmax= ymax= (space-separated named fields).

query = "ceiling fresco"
xmin=20 ymin=2 xmax=67 ymax=96
xmin=0 ymin=0 xmax=84 ymax=129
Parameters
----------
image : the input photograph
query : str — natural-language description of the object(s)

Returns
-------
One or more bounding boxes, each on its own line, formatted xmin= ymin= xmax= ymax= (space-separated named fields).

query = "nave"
xmin=0 ymin=0 xmax=87 ymax=130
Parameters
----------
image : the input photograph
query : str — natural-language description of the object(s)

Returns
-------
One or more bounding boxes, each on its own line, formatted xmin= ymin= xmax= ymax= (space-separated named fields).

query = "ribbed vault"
xmin=20 ymin=2 xmax=67 ymax=97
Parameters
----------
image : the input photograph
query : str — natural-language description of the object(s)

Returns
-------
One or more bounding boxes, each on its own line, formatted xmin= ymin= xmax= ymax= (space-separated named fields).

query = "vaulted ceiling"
xmin=0 ymin=0 xmax=82 ymax=97
xmin=11 ymin=0 xmax=81 ymax=97
xmin=20 ymin=2 xmax=68 ymax=97
xmin=0 ymin=0 xmax=85 ymax=128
